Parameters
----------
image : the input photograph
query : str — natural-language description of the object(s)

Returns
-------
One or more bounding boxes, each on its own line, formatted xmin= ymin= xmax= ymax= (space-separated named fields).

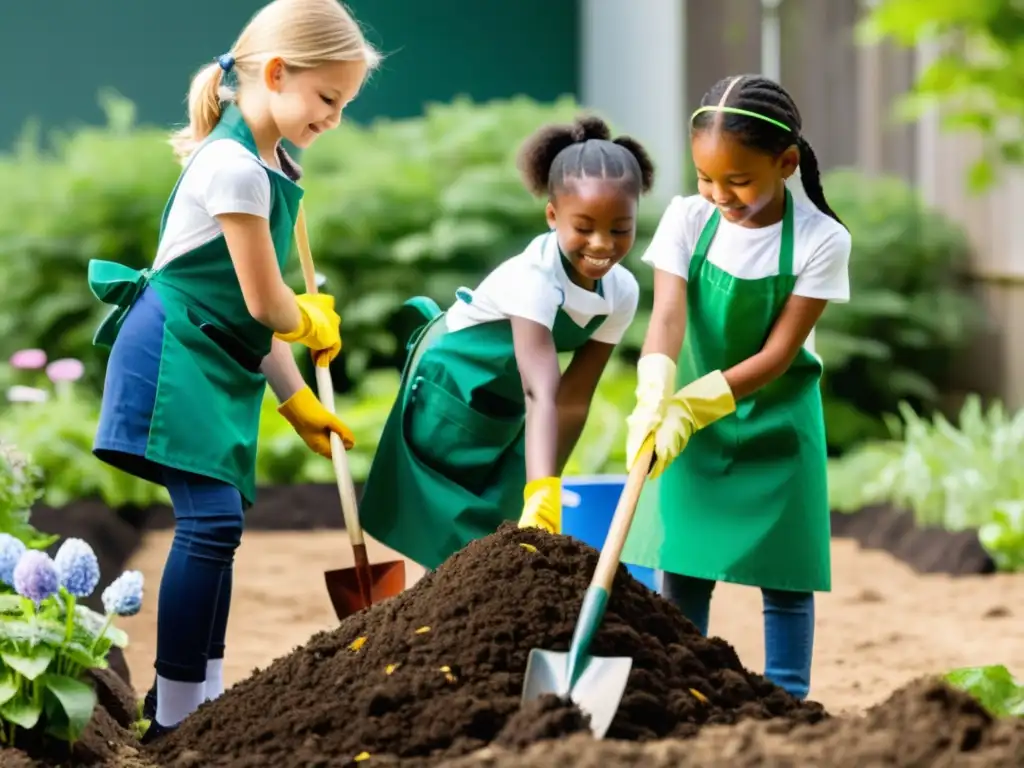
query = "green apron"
xmin=88 ymin=104 xmax=303 ymax=507
xmin=361 ymin=239 xmax=608 ymax=569
xmin=622 ymin=190 xmax=832 ymax=593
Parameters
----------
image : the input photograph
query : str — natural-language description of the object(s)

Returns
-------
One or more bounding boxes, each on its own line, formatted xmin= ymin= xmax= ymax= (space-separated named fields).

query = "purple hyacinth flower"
xmin=0 ymin=534 xmax=27 ymax=587
xmin=13 ymin=550 xmax=60 ymax=603
xmin=101 ymin=570 xmax=144 ymax=617
xmin=54 ymin=538 xmax=100 ymax=599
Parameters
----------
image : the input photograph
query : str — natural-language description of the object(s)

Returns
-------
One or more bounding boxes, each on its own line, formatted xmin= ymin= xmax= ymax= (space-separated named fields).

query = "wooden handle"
xmin=293 ymin=203 xmax=365 ymax=546
xmin=591 ymin=436 xmax=654 ymax=593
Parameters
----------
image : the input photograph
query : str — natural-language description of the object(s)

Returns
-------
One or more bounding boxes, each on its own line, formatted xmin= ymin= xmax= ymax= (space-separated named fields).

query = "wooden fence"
xmin=685 ymin=0 xmax=1022 ymax=405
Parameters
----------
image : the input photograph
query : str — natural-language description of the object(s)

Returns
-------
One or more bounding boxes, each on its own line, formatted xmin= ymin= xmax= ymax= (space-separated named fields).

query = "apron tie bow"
xmin=87 ymin=260 xmax=154 ymax=349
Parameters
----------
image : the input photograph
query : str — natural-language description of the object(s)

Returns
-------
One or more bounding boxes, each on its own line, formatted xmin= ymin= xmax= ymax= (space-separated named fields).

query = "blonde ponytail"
xmin=168 ymin=0 xmax=377 ymax=164
xmin=170 ymin=62 xmax=230 ymax=162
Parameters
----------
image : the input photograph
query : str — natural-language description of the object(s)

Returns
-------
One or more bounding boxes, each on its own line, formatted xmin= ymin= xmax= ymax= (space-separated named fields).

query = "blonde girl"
xmin=87 ymin=0 xmax=378 ymax=739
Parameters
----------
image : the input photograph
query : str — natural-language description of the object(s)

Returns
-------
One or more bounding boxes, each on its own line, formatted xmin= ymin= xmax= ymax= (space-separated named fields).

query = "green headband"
xmin=690 ymin=106 xmax=793 ymax=133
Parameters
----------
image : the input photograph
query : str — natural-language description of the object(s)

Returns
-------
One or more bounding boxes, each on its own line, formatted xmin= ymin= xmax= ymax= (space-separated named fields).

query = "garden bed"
xmin=830 ymin=505 xmax=995 ymax=576
xmin=7 ymin=524 xmax=1023 ymax=768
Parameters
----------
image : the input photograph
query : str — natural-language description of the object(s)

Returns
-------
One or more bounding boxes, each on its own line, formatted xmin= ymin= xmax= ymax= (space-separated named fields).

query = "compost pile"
xmin=2 ymin=668 xmax=149 ymax=768
xmin=437 ymin=677 xmax=1024 ymax=767
xmin=150 ymin=524 xmax=825 ymax=767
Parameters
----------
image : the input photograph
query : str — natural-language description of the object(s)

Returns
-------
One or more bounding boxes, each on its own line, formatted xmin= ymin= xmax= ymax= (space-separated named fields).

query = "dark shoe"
xmin=140 ymin=719 xmax=178 ymax=745
xmin=142 ymin=679 xmax=157 ymax=721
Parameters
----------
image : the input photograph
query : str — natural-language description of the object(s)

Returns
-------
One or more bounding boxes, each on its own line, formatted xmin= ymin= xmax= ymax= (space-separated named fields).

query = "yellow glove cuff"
xmin=676 ymin=370 xmax=736 ymax=430
xmin=274 ymin=308 xmax=313 ymax=344
xmin=524 ymin=476 xmax=561 ymax=503
xmin=277 ymin=385 xmax=319 ymax=423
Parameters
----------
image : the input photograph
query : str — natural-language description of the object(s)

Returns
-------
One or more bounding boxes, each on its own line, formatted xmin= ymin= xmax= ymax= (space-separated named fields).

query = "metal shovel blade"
xmin=521 ymin=647 xmax=633 ymax=739
xmin=324 ymin=559 xmax=406 ymax=620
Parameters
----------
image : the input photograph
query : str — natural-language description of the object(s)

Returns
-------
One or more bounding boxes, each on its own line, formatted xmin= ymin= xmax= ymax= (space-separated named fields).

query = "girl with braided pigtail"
xmin=622 ymin=75 xmax=851 ymax=700
xmin=359 ymin=115 xmax=656 ymax=569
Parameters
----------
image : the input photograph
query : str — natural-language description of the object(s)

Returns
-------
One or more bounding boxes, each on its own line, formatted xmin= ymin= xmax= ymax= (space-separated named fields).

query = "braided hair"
xmin=517 ymin=115 xmax=656 ymax=199
xmin=692 ymin=75 xmax=845 ymax=228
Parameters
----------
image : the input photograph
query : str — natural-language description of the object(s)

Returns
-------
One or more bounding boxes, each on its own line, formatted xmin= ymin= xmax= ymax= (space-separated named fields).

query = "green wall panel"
xmin=0 ymin=1 xmax=578 ymax=148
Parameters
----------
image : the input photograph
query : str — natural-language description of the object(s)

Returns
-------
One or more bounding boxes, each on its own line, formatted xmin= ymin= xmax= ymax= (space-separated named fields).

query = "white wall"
xmin=578 ymin=0 xmax=687 ymax=203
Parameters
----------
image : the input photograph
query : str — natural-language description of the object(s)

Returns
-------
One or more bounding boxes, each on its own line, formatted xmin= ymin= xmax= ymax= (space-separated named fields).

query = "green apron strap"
xmin=778 ymin=189 xmax=795 ymax=276
xmin=403 ymin=296 xmax=442 ymax=326
xmin=688 ymin=209 xmax=721 ymax=282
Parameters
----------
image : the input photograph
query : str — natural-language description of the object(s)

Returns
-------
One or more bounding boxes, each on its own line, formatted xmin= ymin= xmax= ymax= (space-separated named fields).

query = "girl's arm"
xmin=642 ymin=268 xmax=688 ymax=359
xmin=510 ymin=317 xmax=562 ymax=481
xmin=217 ymin=212 xmax=303 ymax=333
xmin=554 ymin=339 xmax=615 ymax=472
xmin=723 ymin=295 xmax=827 ymax=400
xmin=260 ymin=337 xmax=306 ymax=402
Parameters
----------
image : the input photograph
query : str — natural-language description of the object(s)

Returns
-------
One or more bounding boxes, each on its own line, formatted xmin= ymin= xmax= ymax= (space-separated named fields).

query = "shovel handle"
xmin=591 ymin=436 xmax=654 ymax=594
xmin=293 ymin=203 xmax=366 ymax=547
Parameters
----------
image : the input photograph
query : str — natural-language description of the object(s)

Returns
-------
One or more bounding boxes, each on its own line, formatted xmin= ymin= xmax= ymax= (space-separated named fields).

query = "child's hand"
xmin=276 ymin=386 xmax=355 ymax=457
xmin=518 ymin=477 xmax=561 ymax=534
xmin=275 ymin=293 xmax=343 ymax=365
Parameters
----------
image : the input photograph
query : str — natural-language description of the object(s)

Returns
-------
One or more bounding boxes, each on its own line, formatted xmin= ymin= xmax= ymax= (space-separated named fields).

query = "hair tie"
xmin=691 ymin=105 xmax=792 ymax=134
xmin=217 ymin=53 xmax=235 ymax=73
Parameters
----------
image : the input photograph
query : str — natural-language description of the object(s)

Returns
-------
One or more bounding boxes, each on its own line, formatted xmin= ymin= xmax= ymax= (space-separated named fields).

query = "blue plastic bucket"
xmin=562 ymin=475 xmax=658 ymax=591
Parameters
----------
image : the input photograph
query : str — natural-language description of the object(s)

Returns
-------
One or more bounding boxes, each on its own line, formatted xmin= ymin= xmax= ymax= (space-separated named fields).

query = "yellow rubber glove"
xmin=625 ymin=354 xmax=677 ymax=478
xmin=274 ymin=293 xmax=342 ymax=367
xmin=518 ymin=477 xmax=561 ymax=534
xmin=650 ymin=370 xmax=737 ymax=478
xmin=277 ymin=386 xmax=355 ymax=458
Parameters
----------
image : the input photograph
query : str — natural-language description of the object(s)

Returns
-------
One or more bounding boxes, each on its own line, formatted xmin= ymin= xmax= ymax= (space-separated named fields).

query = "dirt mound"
xmin=149 ymin=524 xmax=825 ymax=767
xmin=4 ymin=668 xmax=150 ymax=767
xmin=439 ymin=677 xmax=1024 ymax=767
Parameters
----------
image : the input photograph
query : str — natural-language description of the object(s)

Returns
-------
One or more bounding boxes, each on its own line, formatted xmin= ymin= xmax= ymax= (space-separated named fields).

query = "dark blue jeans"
xmin=156 ymin=467 xmax=243 ymax=683
xmin=660 ymin=572 xmax=814 ymax=699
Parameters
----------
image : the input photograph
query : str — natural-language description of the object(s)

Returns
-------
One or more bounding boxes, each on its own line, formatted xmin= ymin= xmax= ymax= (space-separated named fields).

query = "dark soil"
xmin=119 ymin=483 xmax=360 ymax=531
xmin=830 ymin=506 xmax=995 ymax=576
xmin=436 ymin=677 xmax=1024 ymax=767
xmin=149 ymin=524 xmax=826 ymax=767
xmin=0 ymin=668 xmax=150 ymax=768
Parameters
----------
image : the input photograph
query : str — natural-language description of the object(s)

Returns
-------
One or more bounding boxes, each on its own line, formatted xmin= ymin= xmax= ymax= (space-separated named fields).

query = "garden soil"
xmin=149 ymin=525 xmax=827 ymax=767
xmin=433 ymin=677 xmax=1024 ymax=767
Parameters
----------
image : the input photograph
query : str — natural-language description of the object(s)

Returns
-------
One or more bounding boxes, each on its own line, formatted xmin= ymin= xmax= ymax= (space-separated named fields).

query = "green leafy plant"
xmin=816 ymin=169 xmax=983 ymax=453
xmin=0 ymin=352 xmax=168 ymax=509
xmin=828 ymin=394 xmax=1024 ymax=569
xmin=0 ymin=533 xmax=141 ymax=746
xmin=0 ymin=441 xmax=56 ymax=551
xmin=944 ymin=665 xmax=1024 ymax=717
xmin=858 ymin=0 xmax=1024 ymax=191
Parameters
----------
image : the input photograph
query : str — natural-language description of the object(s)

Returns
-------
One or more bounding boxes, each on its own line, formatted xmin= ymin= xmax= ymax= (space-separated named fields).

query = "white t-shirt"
xmin=642 ymin=194 xmax=851 ymax=353
xmin=445 ymin=232 xmax=640 ymax=346
xmin=152 ymin=139 xmax=275 ymax=270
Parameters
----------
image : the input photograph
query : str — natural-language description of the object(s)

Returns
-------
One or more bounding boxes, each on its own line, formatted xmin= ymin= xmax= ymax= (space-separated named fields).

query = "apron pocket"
xmin=185 ymin=308 xmax=265 ymax=374
xmin=405 ymin=377 xmax=523 ymax=495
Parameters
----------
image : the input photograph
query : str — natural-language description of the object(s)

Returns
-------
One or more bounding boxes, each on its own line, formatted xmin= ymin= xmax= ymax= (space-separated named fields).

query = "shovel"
xmin=521 ymin=436 xmax=655 ymax=738
xmin=293 ymin=204 xmax=406 ymax=620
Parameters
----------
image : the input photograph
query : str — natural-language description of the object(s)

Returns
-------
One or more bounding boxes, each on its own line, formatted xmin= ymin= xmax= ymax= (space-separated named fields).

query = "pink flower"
xmin=9 ymin=349 xmax=47 ymax=370
xmin=46 ymin=358 xmax=85 ymax=383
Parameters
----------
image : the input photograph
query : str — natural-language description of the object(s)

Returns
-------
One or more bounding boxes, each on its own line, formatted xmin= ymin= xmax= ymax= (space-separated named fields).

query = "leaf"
xmin=0 ymin=594 xmax=24 ymax=613
xmin=41 ymin=673 xmax=97 ymax=739
xmin=0 ymin=674 xmax=19 ymax=706
xmin=944 ymin=665 xmax=1024 ymax=717
xmin=1 ymin=645 xmax=55 ymax=681
xmin=0 ymin=693 xmax=43 ymax=729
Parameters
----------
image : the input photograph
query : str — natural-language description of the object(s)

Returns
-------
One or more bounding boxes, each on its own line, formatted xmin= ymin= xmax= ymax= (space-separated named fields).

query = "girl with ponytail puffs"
xmin=359 ymin=116 xmax=656 ymax=570
xmin=622 ymin=74 xmax=852 ymax=701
